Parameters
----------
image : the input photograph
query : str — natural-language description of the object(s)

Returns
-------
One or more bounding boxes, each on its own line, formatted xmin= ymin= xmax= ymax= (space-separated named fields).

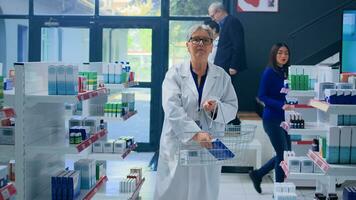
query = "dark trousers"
xmin=228 ymin=74 xmax=241 ymax=125
xmin=255 ymin=120 xmax=291 ymax=182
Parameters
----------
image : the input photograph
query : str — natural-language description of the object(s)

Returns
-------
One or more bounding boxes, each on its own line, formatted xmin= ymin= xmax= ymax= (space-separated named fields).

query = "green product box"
xmin=296 ymin=75 xmax=301 ymax=90
xmin=344 ymin=115 xmax=351 ymax=126
xmin=304 ymin=75 xmax=309 ymax=90
xmin=350 ymin=115 xmax=356 ymax=125
xmin=291 ymin=75 xmax=297 ymax=90
xmin=338 ymin=115 xmax=344 ymax=126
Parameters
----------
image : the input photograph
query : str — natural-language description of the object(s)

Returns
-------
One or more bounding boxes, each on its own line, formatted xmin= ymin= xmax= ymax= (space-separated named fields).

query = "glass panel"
xmin=106 ymin=88 xmax=150 ymax=143
xmin=169 ymin=20 xmax=202 ymax=67
xmin=170 ymin=0 xmax=222 ymax=16
xmin=99 ymin=0 xmax=160 ymax=16
xmin=0 ymin=0 xmax=28 ymax=15
xmin=41 ymin=27 xmax=89 ymax=62
xmin=103 ymin=28 xmax=152 ymax=82
xmin=0 ymin=19 xmax=28 ymax=76
xmin=34 ymin=0 xmax=94 ymax=15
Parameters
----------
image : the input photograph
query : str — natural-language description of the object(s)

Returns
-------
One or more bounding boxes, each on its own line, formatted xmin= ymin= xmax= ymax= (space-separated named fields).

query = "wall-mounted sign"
xmin=237 ymin=0 xmax=278 ymax=12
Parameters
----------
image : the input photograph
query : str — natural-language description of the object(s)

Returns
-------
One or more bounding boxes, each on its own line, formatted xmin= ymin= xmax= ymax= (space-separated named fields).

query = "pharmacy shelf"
xmin=309 ymin=99 xmax=356 ymax=114
xmin=122 ymin=111 xmax=138 ymax=121
xmin=288 ymin=122 xmax=328 ymax=136
xmin=92 ymin=111 xmax=137 ymax=121
xmin=69 ymin=143 xmax=138 ymax=161
xmin=105 ymin=81 xmax=138 ymax=91
xmin=280 ymin=161 xmax=323 ymax=180
xmin=26 ymin=88 xmax=108 ymax=105
xmin=288 ymin=90 xmax=315 ymax=97
xmin=307 ymin=150 xmax=356 ymax=176
xmin=0 ymin=182 xmax=17 ymax=200
xmin=26 ymin=129 xmax=107 ymax=154
xmin=3 ymin=90 xmax=14 ymax=107
xmin=0 ymin=145 xmax=14 ymax=160
xmin=81 ymin=175 xmax=108 ymax=200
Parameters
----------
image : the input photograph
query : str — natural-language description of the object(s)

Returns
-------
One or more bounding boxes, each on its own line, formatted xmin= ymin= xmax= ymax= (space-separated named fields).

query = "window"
xmin=41 ymin=27 xmax=89 ymax=62
xmin=103 ymin=28 xmax=152 ymax=82
xmin=99 ymin=0 xmax=161 ymax=16
xmin=170 ymin=0 xmax=222 ymax=16
xmin=169 ymin=20 xmax=202 ymax=67
xmin=34 ymin=0 xmax=95 ymax=15
xmin=0 ymin=19 xmax=28 ymax=76
xmin=0 ymin=0 xmax=28 ymax=15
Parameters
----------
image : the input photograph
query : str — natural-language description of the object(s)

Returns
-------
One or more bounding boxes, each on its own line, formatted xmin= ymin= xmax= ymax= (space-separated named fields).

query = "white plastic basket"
xmin=178 ymin=124 xmax=256 ymax=166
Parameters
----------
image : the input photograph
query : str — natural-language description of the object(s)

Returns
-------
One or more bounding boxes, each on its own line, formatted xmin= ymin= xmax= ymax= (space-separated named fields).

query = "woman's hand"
xmin=192 ymin=132 xmax=213 ymax=148
xmin=282 ymin=104 xmax=295 ymax=111
xmin=203 ymin=100 xmax=217 ymax=113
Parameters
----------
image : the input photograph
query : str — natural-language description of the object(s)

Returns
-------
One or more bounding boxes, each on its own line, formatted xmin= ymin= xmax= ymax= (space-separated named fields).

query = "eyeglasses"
xmin=189 ymin=37 xmax=213 ymax=46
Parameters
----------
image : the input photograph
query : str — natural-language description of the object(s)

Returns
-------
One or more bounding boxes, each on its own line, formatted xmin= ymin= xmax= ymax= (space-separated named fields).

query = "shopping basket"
xmin=178 ymin=124 xmax=256 ymax=166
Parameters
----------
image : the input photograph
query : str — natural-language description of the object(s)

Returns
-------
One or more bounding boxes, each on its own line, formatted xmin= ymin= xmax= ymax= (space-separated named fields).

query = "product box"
xmin=68 ymin=170 xmax=81 ymax=200
xmin=56 ymin=65 xmax=66 ymax=95
xmin=83 ymin=117 xmax=99 ymax=134
xmin=340 ymin=127 xmax=352 ymax=164
xmin=108 ymin=63 xmax=115 ymax=84
xmin=51 ymin=170 xmax=67 ymax=200
xmin=96 ymin=161 xmax=106 ymax=180
xmin=344 ymin=89 xmax=352 ymax=104
xmin=336 ymin=90 xmax=344 ymax=104
xmin=351 ymin=115 xmax=356 ymax=125
xmin=113 ymin=139 xmax=126 ymax=154
xmin=48 ymin=65 xmax=57 ymax=95
xmin=65 ymin=65 xmax=78 ymax=95
xmin=351 ymin=127 xmax=356 ymax=164
xmin=92 ymin=141 xmax=103 ymax=153
xmin=344 ymin=115 xmax=351 ymax=126
xmin=103 ymin=63 xmax=109 ymax=84
xmin=74 ymin=159 xmax=96 ymax=189
xmin=326 ymin=127 xmax=340 ymax=164
xmin=324 ymin=89 xmax=337 ymax=104
xmin=69 ymin=116 xmax=84 ymax=128
xmin=288 ymin=157 xmax=301 ymax=173
xmin=0 ymin=127 xmax=15 ymax=145
xmin=103 ymin=140 xmax=115 ymax=153
xmin=114 ymin=62 xmax=122 ymax=84
xmin=300 ymin=157 xmax=314 ymax=173
xmin=0 ymin=165 xmax=8 ymax=188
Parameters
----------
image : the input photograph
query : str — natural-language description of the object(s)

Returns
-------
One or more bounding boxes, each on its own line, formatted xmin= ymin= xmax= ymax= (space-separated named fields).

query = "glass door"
xmin=99 ymin=20 xmax=163 ymax=151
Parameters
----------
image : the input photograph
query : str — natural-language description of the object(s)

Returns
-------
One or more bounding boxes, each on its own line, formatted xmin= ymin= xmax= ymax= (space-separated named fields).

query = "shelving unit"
xmin=0 ymin=183 xmax=17 ymax=200
xmin=288 ymin=122 xmax=328 ymax=136
xmin=287 ymin=90 xmax=315 ymax=97
xmin=13 ymin=62 xmax=141 ymax=199
xmin=280 ymin=161 xmax=323 ymax=180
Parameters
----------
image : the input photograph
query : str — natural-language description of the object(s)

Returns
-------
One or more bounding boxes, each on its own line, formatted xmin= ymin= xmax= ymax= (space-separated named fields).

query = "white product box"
xmin=92 ymin=141 xmax=103 ymax=153
xmin=113 ymin=140 xmax=126 ymax=154
xmin=69 ymin=116 xmax=84 ymax=128
xmin=288 ymin=157 xmax=301 ymax=173
xmin=300 ymin=157 xmax=314 ymax=173
xmin=328 ymin=127 xmax=340 ymax=146
xmin=103 ymin=140 xmax=115 ymax=153
xmin=48 ymin=65 xmax=57 ymax=95
xmin=56 ymin=65 xmax=66 ymax=95
xmin=340 ymin=127 xmax=352 ymax=164
xmin=65 ymin=65 xmax=78 ymax=95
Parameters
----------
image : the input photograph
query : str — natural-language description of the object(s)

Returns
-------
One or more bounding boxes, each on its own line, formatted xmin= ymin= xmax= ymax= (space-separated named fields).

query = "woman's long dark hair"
xmin=268 ymin=42 xmax=291 ymax=78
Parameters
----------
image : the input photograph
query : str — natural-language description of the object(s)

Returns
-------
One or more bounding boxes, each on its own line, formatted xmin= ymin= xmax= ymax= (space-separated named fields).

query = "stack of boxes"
xmin=103 ymin=93 xmax=135 ymax=118
xmin=74 ymin=159 xmax=96 ymax=190
xmin=325 ymin=126 xmax=356 ymax=164
xmin=284 ymin=151 xmax=322 ymax=174
xmin=324 ymin=89 xmax=356 ymax=104
xmin=289 ymin=65 xmax=317 ymax=91
xmin=119 ymin=167 xmax=142 ymax=193
xmin=274 ymin=183 xmax=297 ymax=200
xmin=51 ymin=170 xmax=80 ymax=200
xmin=92 ymin=136 xmax=134 ymax=154
xmin=48 ymin=65 xmax=78 ymax=95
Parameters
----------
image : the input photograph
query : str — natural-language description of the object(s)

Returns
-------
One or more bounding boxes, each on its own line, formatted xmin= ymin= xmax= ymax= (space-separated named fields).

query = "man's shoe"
xmin=249 ymin=170 xmax=262 ymax=193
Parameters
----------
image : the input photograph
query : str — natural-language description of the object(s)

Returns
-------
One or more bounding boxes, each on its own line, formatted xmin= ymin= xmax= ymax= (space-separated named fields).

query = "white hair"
xmin=186 ymin=24 xmax=214 ymax=41
xmin=209 ymin=2 xmax=226 ymax=13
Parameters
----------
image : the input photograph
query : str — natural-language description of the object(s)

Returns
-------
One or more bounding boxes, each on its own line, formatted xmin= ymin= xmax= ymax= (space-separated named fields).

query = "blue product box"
xmin=208 ymin=139 xmax=235 ymax=160
xmin=48 ymin=65 xmax=57 ymax=95
xmin=337 ymin=115 xmax=344 ymax=126
xmin=56 ymin=66 xmax=66 ymax=95
xmin=65 ymin=65 xmax=78 ymax=95
xmin=352 ymin=147 xmax=356 ymax=164
xmin=340 ymin=147 xmax=351 ymax=164
xmin=326 ymin=146 xmax=339 ymax=164
xmin=51 ymin=170 xmax=66 ymax=200
xmin=68 ymin=171 xmax=81 ymax=200
xmin=351 ymin=115 xmax=356 ymax=126
xmin=344 ymin=115 xmax=351 ymax=126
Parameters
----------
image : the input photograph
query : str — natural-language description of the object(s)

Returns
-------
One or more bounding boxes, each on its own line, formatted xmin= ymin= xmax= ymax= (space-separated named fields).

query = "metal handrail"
xmin=288 ymin=0 xmax=354 ymax=39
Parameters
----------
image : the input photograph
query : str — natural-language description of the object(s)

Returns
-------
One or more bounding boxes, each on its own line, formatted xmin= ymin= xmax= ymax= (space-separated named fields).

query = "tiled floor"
xmin=68 ymin=152 xmax=353 ymax=200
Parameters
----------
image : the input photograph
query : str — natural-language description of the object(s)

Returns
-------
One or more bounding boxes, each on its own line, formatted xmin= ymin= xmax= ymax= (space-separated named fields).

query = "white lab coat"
xmin=154 ymin=61 xmax=238 ymax=200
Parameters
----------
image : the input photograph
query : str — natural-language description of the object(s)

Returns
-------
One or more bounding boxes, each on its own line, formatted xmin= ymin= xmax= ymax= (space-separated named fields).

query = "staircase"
xmin=287 ymin=0 xmax=356 ymax=65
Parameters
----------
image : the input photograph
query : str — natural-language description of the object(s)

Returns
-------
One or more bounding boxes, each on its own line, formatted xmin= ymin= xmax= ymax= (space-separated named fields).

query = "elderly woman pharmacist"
xmin=154 ymin=24 xmax=238 ymax=200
